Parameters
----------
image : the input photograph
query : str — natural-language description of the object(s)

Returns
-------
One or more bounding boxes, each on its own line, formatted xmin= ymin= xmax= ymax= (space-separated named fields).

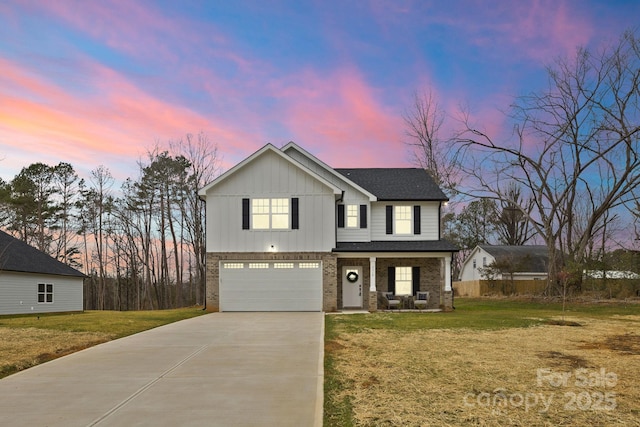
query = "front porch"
xmin=335 ymin=253 xmax=454 ymax=312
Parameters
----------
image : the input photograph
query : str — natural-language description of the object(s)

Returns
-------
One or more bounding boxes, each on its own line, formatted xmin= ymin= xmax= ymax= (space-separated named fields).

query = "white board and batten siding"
xmin=204 ymin=150 xmax=337 ymax=253
xmin=219 ymin=260 xmax=322 ymax=311
xmin=0 ymin=271 xmax=83 ymax=315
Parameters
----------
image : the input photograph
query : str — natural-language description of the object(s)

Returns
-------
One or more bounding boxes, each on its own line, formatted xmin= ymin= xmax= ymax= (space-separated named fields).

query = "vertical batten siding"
xmin=205 ymin=151 xmax=336 ymax=253
xmin=0 ymin=271 xmax=83 ymax=315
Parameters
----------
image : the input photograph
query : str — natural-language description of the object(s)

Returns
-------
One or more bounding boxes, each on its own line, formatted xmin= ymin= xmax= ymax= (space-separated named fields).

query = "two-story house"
xmin=198 ymin=142 xmax=458 ymax=312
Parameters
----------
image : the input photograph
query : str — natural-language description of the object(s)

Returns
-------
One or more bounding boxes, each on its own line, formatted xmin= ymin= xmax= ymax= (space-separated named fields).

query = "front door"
xmin=342 ymin=266 xmax=363 ymax=308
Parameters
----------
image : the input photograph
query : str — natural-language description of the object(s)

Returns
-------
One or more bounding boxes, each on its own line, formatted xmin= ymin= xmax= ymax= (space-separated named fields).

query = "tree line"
xmin=405 ymin=29 xmax=640 ymax=292
xmin=0 ymin=133 xmax=220 ymax=310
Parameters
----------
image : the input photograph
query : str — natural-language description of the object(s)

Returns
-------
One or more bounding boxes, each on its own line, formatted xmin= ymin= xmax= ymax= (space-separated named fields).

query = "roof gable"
xmin=198 ymin=144 xmax=342 ymax=197
xmin=335 ymin=168 xmax=447 ymax=201
xmin=0 ymin=230 xmax=86 ymax=277
xmin=281 ymin=142 xmax=377 ymax=201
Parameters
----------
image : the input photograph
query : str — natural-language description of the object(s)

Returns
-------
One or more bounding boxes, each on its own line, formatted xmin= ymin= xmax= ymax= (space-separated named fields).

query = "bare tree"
xmin=496 ymin=182 xmax=534 ymax=245
xmin=454 ymin=30 xmax=640 ymax=291
xmin=404 ymin=90 xmax=458 ymax=197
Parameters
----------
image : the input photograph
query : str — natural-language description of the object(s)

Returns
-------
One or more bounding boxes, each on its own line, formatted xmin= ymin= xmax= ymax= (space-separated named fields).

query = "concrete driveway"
xmin=0 ymin=312 xmax=324 ymax=427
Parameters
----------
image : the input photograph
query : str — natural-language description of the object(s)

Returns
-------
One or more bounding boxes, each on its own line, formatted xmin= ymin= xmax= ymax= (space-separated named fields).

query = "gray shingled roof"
xmin=335 ymin=240 xmax=459 ymax=253
xmin=335 ymin=168 xmax=447 ymax=201
xmin=0 ymin=229 xmax=86 ymax=277
xmin=479 ymin=245 xmax=549 ymax=273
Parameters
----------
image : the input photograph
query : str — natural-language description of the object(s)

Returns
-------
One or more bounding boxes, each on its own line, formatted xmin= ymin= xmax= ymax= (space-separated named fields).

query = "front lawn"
xmin=0 ymin=308 xmax=206 ymax=379
xmin=324 ymin=298 xmax=640 ymax=426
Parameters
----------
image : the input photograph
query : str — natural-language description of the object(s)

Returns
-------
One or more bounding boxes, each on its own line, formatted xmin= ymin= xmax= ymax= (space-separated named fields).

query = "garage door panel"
xmin=220 ymin=261 xmax=322 ymax=312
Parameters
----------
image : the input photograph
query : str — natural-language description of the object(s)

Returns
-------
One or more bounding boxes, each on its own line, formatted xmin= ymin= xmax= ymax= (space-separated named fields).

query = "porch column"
xmin=369 ymin=257 xmax=377 ymax=291
xmin=444 ymin=255 xmax=452 ymax=291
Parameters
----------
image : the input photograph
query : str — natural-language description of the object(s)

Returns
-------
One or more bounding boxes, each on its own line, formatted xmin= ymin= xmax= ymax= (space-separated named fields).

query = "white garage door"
xmin=219 ymin=261 xmax=322 ymax=311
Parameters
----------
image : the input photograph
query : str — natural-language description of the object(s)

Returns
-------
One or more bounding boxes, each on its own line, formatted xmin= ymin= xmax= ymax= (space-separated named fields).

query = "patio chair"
xmin=381 ymin=292 xmax=401 ymax=310
xmin=413 ymin=291 xmax=429 ymax=311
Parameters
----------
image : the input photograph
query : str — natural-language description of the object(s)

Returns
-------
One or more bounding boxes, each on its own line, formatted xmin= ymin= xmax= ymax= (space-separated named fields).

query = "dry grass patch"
xmin=0 ymin=308 xmax=206 ymax=378
xmin=0 ymin=328 xmax=112 ymax=375
xmin=326 ymin=310 xmax=640 ymax=426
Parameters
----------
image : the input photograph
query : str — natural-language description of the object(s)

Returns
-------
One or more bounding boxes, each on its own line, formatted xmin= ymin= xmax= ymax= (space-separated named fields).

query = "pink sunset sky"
xmin=0 ymin=0 xmax=637 ymax=183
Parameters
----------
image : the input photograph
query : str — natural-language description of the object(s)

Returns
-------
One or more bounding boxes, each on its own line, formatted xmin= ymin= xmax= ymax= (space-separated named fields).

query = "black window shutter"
xmin=385 ymin=205 xmax=393 ymax=234
xmin=413 ymin=205 xmax=421 ymax=235
xmin=337 ymin=204 xmax=345 ymax=228
xmin=388 ymin=266 xmax=396 ymax=294
xmin=412 ymin=266 xmax=420 ymax=295
xmin=359 ymin=204 xmax=367 ymax=229
xmin=242 ymin=198 xmax=250 ymax=230
xmin=291 ymin=198 xmax=299 ymax=229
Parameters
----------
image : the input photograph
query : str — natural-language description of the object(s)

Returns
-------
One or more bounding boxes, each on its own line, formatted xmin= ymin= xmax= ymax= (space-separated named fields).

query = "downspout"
xmin=199 ymin=192 xmax=207 ymax=311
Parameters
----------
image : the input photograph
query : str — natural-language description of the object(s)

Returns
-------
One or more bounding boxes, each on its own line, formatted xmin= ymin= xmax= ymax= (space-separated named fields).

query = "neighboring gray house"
xmin=459 ymin=245 xmax=549 ymax=281
xmin=198 ymin=142 xmax=458 ymax=312
xmin=0 ymin=229 xmax=85 ymax=315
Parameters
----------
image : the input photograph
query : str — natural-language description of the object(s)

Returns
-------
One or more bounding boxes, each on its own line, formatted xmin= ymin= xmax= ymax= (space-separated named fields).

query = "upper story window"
xmin=251 ymin=198 xmax=289 ymax=229
xmin=386 ymin=204 xmax=421 ymax=235
xmin=346 ymin=205 xmax=358 ymax=228
xmin=338 ymin=204 xmax=367 ymax=229
xmin=243 ymin=197 xmax=298 ymax=230
xmin=394 ymin=206 xmax=412 ymax=234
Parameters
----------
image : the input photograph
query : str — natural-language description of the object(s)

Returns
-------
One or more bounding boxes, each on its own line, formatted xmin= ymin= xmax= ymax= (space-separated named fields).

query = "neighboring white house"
xmin=198 ymin=142 xmax=458 ymax=312
xmin=0 ymin=229 xmax=85 ymax=315
xmin=458 ymin=245 xmax=549 ymax=281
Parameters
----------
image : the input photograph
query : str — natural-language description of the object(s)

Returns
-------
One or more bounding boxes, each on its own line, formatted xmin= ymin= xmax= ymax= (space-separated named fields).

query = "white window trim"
xmin=346 ymin=204 xmax=358 ymax=228
xmin=395 ymin=267 xmax=412 ymax=295
xmin=394 ymin=205 xmax=412 ymax=235
xmin=37 ymin=283 xmax=54 ymax=304
xmin=251 ymin=198 xmax=290 ymax=230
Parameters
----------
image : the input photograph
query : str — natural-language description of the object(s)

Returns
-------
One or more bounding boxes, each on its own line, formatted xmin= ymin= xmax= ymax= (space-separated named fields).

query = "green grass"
xmin=0 ymin=308 xmax=207 ymax=339
xmin=327 ymin=298 xmax=640 ymax=334
xmin=0 ymin=307 xmax=207 ymax=379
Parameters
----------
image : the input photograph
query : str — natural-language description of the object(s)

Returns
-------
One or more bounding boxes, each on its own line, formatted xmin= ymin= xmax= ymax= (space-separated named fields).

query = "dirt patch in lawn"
xmin=328 ymin=317 xmax=640 ymax=426
xmin=0 ymin=328 xmax=113 ymax=377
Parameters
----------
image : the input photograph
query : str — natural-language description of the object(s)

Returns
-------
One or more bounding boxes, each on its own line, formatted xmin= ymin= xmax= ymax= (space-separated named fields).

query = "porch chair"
xmin=413 ymin=291 xmax=430 ymax=311
xmin=381 ymin=292 xmax=401 ymax=310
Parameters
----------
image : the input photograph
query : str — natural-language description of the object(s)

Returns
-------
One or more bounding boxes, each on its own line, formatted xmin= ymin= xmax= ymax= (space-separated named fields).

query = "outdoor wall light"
xmin=268 ymin=244 xmax=277 ymax=252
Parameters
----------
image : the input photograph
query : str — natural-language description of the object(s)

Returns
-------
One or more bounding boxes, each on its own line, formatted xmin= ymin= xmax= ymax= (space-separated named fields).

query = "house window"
xmin=251 ymin=198 xmax=289 ymax=230
xmin=346 ymin=205 xmax=358 ymax=228
xmin=271 ymin=198 xmax=289 ymax=229
xmin=482 ymin=257 xmax=487 ymax=267
xmin=395 ymin=206 xmax=412 ymax=235
xmin=395 ymin=267 xmax=412 ymax=295
xmin=252 ymin=199 xmax=270 ymax=229
xmin=473 ymin=259 xmax=477 ymax=269
xmin=38 ymin=283 xmax=53 ymax=303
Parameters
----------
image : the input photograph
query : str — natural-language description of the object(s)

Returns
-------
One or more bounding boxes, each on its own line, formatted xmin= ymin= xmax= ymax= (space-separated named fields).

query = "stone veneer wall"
xmin=205 ymin=252 xmax=337 ymax=312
